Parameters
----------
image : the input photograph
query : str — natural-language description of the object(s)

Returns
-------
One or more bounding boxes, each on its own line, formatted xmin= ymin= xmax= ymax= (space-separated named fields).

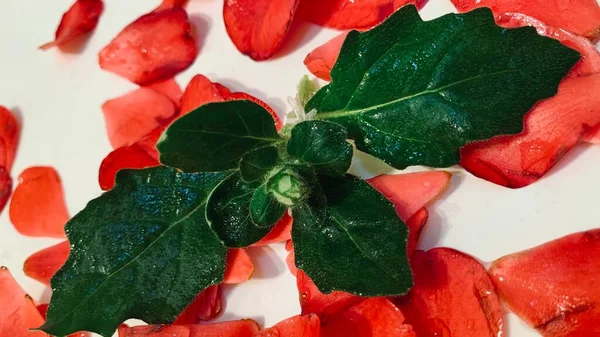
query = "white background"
xmin=1 ymin=0 xmax=599 ymax=336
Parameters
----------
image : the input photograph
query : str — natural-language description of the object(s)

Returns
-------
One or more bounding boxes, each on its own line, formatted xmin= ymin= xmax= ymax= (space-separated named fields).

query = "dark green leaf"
xmin=287 ymin=120 xmax=352 ymax=176
xmin=41 ymin=167 xmax=228 ymax=337
xmin=250 ymin=184 xmax=287 ymax=228
xmin=239 ymin=145 xmax=280 ymax=182
xmin=292 ymin=174 xmax=412 ymax=296
xmin=307 ymin=6 xmax=580 ymax=169
xmin=158 ymin=100 xmax=282 ymax=172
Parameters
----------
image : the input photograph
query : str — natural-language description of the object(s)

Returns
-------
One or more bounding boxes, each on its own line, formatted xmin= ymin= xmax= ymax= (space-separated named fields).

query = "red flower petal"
xmin=175 ymin=285 xmax=223 ymax=324
xmin=102 ymin=88 xmax=176 ymax=149
xmin=155 ymin=0 xmax=189 ymax=12
xmin=119 ymin=319 xmax=260 ymax=337
xmin=322 ymin=297 xmax=415 ymax=337
xmin=0 ymin=267 xmax=47 ymax=337
xmin=252 ymin=213 xmax=293 ymax=246
xmin=136 ymin=127 xmax=166 ymax=161
xmin=460 ymin=74 xmax=600 ymax=188
xmin=583 ymin=125 xmax=600 ymax=144
xmin=489 ymin=229 xmax=600 ymax=336
xmin=145 ymin=78 xmax=184 ymax=108
xmin=450 ymin=0 xmax=600 ymax=39
xmin=99 ymin=8 xmax=197 ymax=85
xmin=0 ymin=105 xmax=20 ymax=171
xmin=40 ymin=0 xmax=103 ymax=51
xmin=367 ymin=171 xmax=452 ymax=221
xmin=223 ymin=249 xmax=254 ymax=284
xmin=37 ymin=303 xmax=91 ymax=337
xmin=0 ymin=167 xmax=11 ymax=214
xmin=304 ymin=32 xmax=348 ymax=81
xmin=223 ymin=0 xmax=301 ymax=60
xmin=394 ymin=248 xmax=504 ymax=337
xmin=297 ymin=270 xmax=362 ymax=319
xmin=255 ymin=314 xmax=320 ymax=337
xmin=24 ymin=241 xmax=70 ymax=285
xmin=9 ymin=167 xmax=69 ymax=238
xmin=99 ymin=144 xmax=160 ymax=191
xmin=226 ymin=93 xmax=282 ymax=131
xmin=180 ymin=75 xmax=229 ymax=115
xmin=285 ymin=240 xmax=297 ymax=276
xmin=405 ymin=207 xmax=428 ymax=256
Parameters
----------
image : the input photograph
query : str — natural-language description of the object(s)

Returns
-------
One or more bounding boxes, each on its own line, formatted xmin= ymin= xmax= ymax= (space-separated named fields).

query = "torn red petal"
xmin=99 ymin=8 xmax=197 ymax=85
xmin=255 ymin=314 xmax=320 ymax=337
xmin=0 ymin=268 xmax=47 ymax=337
xmin=405 ymin=207 xmax=428 ymax=256
xmin=9 ymin=167 xmax=70 ymax=238
xmin=0 ymin=167 xmax=11 ymax=214
xmin=0 ymin=105 xmax=20 ymax=170
xmin=24 ymin=241 xmax=70 ymax=285
xmin=180 ymin=75 xmax=229 ymax=115
xmin=394 ymin=248 xmax=504 ymax=337
xmin=297 ymin=270 xmax=362 ymax=319
xmin=223 ymin=248 xmax=254 ymax=284
xmin=304 ymin=32 xmax=347 ymax=81
xmin=40 ymin=0 xmax=104 ymax=51
xmin=145 ymin=78 xmax=184 ymax=108
xmin=252 ymin=213 xmax=293 ymax=246
xmin=490 ymin=229 xmax=600 ymax=336
xmin=99 ymin=144 xmax=160 ymax=191
xmin=155 ymin=0 xmax=189 ymax=12
xmin=119 ymin=319 xmax=260 ymax=337
xmin=223 ymin=0 xmax=300 ymax=60
xmin=226 ymin=93 xmax=282 ymax=131
xmin=175 ymin=285 xmax=223 ymax=324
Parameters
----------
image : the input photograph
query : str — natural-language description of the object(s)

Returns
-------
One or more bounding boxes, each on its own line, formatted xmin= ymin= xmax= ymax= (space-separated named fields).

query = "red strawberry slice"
xmin=394 ymin=248 xmax=504 ymax=337
xmin=99 ymin=8 xmax=197 ymax=85
xmin=99 ymin=144 xmax=160 ymax=191
xmin=0 ymin=267 xmax=47 ymax=337
xmin=450 ymin=0 xmax=600 ymax=39
xmin=37 ymin=303 xmax=91 ymax=337
xmin=118 ymin=319 xmax=260 ymax=336
xmin=223 ymin=248 xmax=254 ymax=284
xmin=226 ymin=93 xmax=282 ymax=131
xmin=489 ymin=229 xmax=600 ymax=336
xmin=223 ymin=0 xmax=300 ymax=60
xmin=175 ymin=285 xmax=223 ymax=323
xmin=40 ymin=0 xmax=104 ymax=51
xmin=155 ymin=0 xmax=189 ymax=12
xmin=460 ymin=74 xmax=600 ymax=188
xmin=304 ymin=32 xmax=348 ymax=81
xmin=297 ymin=270 xmax=362 ymax=319
xmin=252 ymin=213 xmax=293 ymax=246
xmin=405 ymin=207 xmax=428 ymax=256
xmin=254 ymin=314 xmax=320 ymax=337
xmin=145 ymin=78 xmax=183 ymax=108
xmin=0 ymin=106 xmax=20 ymax=171
xmin=180 ymin=75 xmax=229 ymax=115
xmin=9 ymin=167 xmax=70 ymax=238
xmin=321 ymin=297 xmax=415 ymax=337
xmin=102 ymin=88 xmax=176 ymax=149
xmin=24 ymin=241 xmax=70 ymax=285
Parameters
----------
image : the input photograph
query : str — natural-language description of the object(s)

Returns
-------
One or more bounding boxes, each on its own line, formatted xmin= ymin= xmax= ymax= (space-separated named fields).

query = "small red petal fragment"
xmin=405 ymin=207 xmax=428 ymax=256
xmin=227 ymin=93 xmax=282 ymax=131
xmin=145 ymin=78 xmax=184 ymax=108
xmin=9 ymin=167 xmax=69 ymax=238
xmin=0 ymin=167 xmax=11 ymax=213
xmin=37 ymin=303 xmax=91 ymax=337
xmin=322 ymin=297 xmax=415 ymax=337
xmin=394 ymin=248 xmax=504 ymax=337
xmin=252 ymin=213 xmax=293 ymax=246
xmin=255 ymin=314 xmax=320 ymax=337
xmin=367 ymin=171 xmax=451 ymax=221
xmin=155 ymin=0 xmax=189 ymax=12
xmin=304 ymin=32 xmax=348 ymax=81
xmin=450 ymin=0 xmax=600 ymax=39
xmin=223 ymin=249 xmax=254 ymax=284
xmin=118 ymin=319 xmax=260 ymax=337
xmin=99 ymin=144 xmax=160 ymax=191
xmin=285 ymin=240 xmax=297 ymax=276
xmin=0 ymin=106 xmax=20 ymax=170
xmin=0 ymin=268 xmax=47 ymax=337
xmin=40 ymin=0 xmax=104 ymax=51
xmin=297 ymin=270 xmax=362 ymax=319
xmin=223 ymin=0 xmax=301 ymax=60
xmin=102 ymin=88 xmax=176 ymax=149
xmin=99 ymin=8 xmax=197 ymax=85
xmin=180 ymin=75 xmax=229 ymax=115
xmin=24 ymin=241 xmax=70 ymax=285
xmin=490 ymin=229 xmax=600 ymax=336
xmin=175 ymin=285 xmax=223 ymax=324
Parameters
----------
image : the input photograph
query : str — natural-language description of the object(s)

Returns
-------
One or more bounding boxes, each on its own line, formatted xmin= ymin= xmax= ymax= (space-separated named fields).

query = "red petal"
xmin=460 ymin=74 xmax=600 ymax=188
xmin=367 ymin=171 xmax=452 ymax=221
xmin=40 ymin=0 xmax=104 ymax=51
xmin=145 ymin=78 xmax=184 ymax=108
xmin=118 ymin=320 xmax=260 ymax=337
xmin=37 ymin=303 xmax=91 ymax=337
xmin=255 ymin=314 xmax=320 ymax=337
xmin=0 ymin=167 xmax=11 ymax=214
xmin=223 ymin=0 xmax=300 ymax=60
xmin=583 ymin=125 xmax=600 ymax=144
xmin=450 ymin=0 xmax=600 ymax=39
xmin=285 ymin=240 xmax=297 ymax=276
xmin=0 ymin=267 xmax=47 ymax=337
xmin=304 ymin=32 xmax=348 ymax=81
xmin=24 ymin=241 xmax=70 ymax=285
xmin=226 ymin=93 xmax=282 ymax=131
xmin=180 ymin=75 xmax=229 ymax=115
xmin=0 ymin=105 xmax=20 ymax=170
xmin=99 ymin=144 xmax=160 ymax=191
xmin=9 ymin=167 xmax=69 ymax=238
xmin=99 ymin=8 xmax=197 ymax=85
xmin=175 ymin=285 xmax=223 ymax=324
xmin=296 ymin=270 xmax=362 ymax=319
xmin=252 ymin=213 xmax=293 ymax=246
xmin=136 ymin=127 xmax=166 ymax=161
xmin=394 ymin=248 xmax=504 ymax=337
xmin=155 ymin=0 xmax=189 ymax=12
xmin=489 ymin=229 xmax=600 ymax=336
xmin=405 ymin=207 xmax=428 ymax=256
xmin=322 ymin=297 xmax=415 ymax=337
xmin=102 ymin=88 xmax=176 ymax=149
xmin=223 ymin=249 xmax=254 ymax=284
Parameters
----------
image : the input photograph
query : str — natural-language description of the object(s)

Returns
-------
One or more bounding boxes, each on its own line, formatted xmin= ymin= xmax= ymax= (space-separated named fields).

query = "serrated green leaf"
xmin=287 ymin=120 xmax=352 ymax=176
xmin=250 ymin=184 xmax=287 ymax=228
xmin=158 ymin=100 xmax=282 ymax=172
xmin=41 ymin=167 xmax=228 ymax=337
xmin=307 ymin=5 xmax=580 ymax=169
xmin=292 ymin=174 xmax=412 ymax=296
xmin=239 ymin=145 xmax=280 ymax=182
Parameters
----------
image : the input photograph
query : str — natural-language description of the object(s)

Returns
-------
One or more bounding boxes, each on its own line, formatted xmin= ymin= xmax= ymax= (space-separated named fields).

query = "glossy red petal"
xmin=155 ymin=0 xmax=189 ymax=12
xmin=460 ymin=74 xmax=600 ymax=188
xmin=145 ymin=78 xmax=184 ymax=108
xmin=180 ymin=75 xmax=229 ymax=115
xmin=24 ymin=241 xmax=70 ymax=285
xmin=37 ymin=303 xmax=91 ymax=337
xmin=9 ymin=167 xmax=69 ymax=238
xmin=322 ymin=297 xmax=415 ymax=337
xmin=40 ymin=0 xmax=103 ymax=51
xmin=223 ymin=249 xmax=254 ymax=284
xmin=0 ymin=267 xmax=47 ymax=337
xmin=252 ymin=213 xmax=293 ymax=246
xmin=118 ymin=320 xmax=260 ymax=337
xmin=285 ymin=240 xmax=297 ymax=276
xmin=490 ymin=229 xmax=600 ymax=336
xmin=136 ymin=127 xmax=166 ymax=160
xmin=394 ymin=248 xmax=504 ymax=337
xmin=223 ymin=0 xmax=300 ymax=60
xmin=0 ymin=105 xmax=20 ymax=170
xmin=0 ymin=167 xmax=11 ymax=214
xmin=99 ymin=144 xmax=160 ymax=191
xmin=405 ymin=207 xmax=428 ymax=256
xmin=367 ymin=171 xmax=452 ymax=221
xmin=304 ymin=32 xmax=347 ymax=81
xmin=296 ymin=270 xmax=362 ymax=319
xmin=99 ymin=8 xmax=197 ymax=85
xmin=226 ymin=93 xmax=282 ymax=131
xmin=583 ymin=125 xmax=600 ymax=144
xmin=102 ymin=88 xmax=176 ymax=149
xmin=175 ymin=285 xmax=223 ymax=324
xmin=450 ymin=0 xmax=600 ymax=39
xmin=255 ymin=314 xmax=320 ymax=337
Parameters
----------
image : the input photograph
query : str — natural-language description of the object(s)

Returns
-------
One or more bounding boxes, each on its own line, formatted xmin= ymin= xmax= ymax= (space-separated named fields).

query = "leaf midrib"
xmin=176 ymin=128 xmax=280 ymax=142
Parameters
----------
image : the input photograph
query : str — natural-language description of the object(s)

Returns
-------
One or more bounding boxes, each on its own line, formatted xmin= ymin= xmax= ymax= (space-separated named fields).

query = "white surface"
xmin=0 ymin=0 xmax=599 ymax=336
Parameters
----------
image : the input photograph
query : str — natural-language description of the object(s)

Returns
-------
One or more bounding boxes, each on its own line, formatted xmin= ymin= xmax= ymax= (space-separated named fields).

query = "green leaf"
xmin=287 ymin=120 xmax=353 ymax=176
xmin=250 ymin=184 xmax=287 ymax=228
xmin=307 ymin=6 xmax=580 ymax=169
xmin=292 ymin=174 xmax=412 ymax=296
xmin=158 ymin=100 xmax=282 ymax=172
xmin=41 ymin=167 xmax=228 ymax=337
xmin=298 ymin=75 xmax=318 ymax=107
xmin=239 ymin=145 xmax=280 ymax=182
